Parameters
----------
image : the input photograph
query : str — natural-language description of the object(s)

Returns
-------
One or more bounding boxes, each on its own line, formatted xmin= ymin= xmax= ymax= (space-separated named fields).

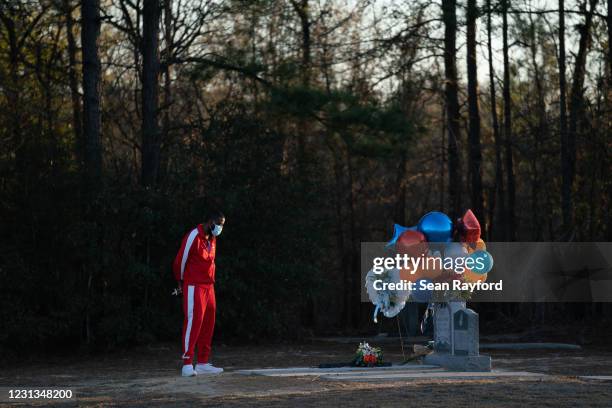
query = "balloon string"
xmin=397 ymin=315 xmax=406 ymax=362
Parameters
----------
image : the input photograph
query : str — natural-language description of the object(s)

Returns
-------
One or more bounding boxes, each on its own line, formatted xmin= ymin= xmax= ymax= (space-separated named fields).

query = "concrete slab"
xmin=424 ymin=353 xmax=492 ymax=372
xmin=320 ymin=370 xmax=547 ymax=382
xmin=236 ymin=364 xmax=441 ymax=377
xmin=579 ymin=376 xmax=612 ymax=381
xmin=480 ymin=343 xmax=581 ymax=350
xmin=236 ymin=365 xmax=546 ymax=383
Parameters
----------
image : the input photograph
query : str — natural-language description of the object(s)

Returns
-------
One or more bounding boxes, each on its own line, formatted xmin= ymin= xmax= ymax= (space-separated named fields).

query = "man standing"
xmin=173 ymin=210 xmax=225 ymax=377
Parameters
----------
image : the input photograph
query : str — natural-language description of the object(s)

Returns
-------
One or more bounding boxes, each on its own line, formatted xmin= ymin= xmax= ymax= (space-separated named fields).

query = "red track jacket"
xmin=173 ymin=224 xmax=216 ymax=285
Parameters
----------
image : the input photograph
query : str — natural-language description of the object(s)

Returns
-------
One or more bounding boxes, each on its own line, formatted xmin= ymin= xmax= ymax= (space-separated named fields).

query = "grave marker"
xmin=424 ymin=303 xmax=491 ymax=371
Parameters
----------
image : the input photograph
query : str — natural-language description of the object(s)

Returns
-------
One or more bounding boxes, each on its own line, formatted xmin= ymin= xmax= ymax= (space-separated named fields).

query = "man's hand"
xmin=172 ymin=282 xmax=183 ymax=296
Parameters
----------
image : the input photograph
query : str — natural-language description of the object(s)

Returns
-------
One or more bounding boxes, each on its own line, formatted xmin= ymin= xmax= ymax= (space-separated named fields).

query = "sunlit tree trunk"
xmin=467 ymin=0 xmax=484 ymax=232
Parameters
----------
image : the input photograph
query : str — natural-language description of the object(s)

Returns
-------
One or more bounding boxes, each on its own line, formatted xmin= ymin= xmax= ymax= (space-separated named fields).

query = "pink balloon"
xmin=460 ymin=209 xmax=481 ymax=243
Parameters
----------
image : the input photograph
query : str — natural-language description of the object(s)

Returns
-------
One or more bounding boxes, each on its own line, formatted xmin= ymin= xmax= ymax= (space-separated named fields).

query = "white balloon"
xmin=365 ymin=268 xmax=411 ymax=320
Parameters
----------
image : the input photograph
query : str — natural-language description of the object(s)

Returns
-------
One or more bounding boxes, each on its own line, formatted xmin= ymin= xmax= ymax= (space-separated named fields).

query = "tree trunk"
xmin=81 ymin=0 xmax=102 ymax=185
xmin=528 ymin=13 xmax=546 ymax=240
xmin=487 ymin=0 xmax=505 ymax=240
xmin=558 ymin=0 xmax=571 ymax=233
xmin=345 ymin=149 xmax=360 ymax=328
xmin=288 ymin=0 xmax=311 ymax=85
xmin=0 ymin=12 xmax=23 ymax=172
xmin=63 ymin=0 xmax=82 ymax=165
xmin=502 ymin=0 xmax=516 ymax=239
xmin=290 ymin=0 xmax=311 ymax=175
xmin=81 ymin=0 xmax=102 ymax=345
xmin=567 ymin=0 xmax=598 ymax=232
xmin=141 ymin=0 xmax=161 ymax=187
xmin=608 ymin=0 xmax=612 ymax=78
xmin=297 ymin=0 xmax=311 ymax=87
xmin=395 ymin=151 xmax=408 ymax=224
xmin=160 ymin=0 xmax=172 ymax=181
xmin=442 ymin=0 xmax=462 ymax=220
xmin=467 ymin=0 xmax=484 ymax=232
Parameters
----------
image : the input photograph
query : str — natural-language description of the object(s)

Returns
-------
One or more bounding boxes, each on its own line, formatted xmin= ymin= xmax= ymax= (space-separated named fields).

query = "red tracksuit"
xmin=173 ymin=224 xmax=217 ymax=365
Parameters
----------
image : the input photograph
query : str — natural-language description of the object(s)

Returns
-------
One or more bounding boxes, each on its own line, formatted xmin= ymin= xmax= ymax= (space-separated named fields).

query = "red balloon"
xmin=460 ymin=209 xmax=481 ymax=243
xmin=396 ymin=230 xmax=428 ymax=257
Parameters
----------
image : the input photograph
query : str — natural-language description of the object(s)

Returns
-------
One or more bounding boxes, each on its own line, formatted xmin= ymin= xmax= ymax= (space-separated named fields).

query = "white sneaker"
xmin=195 ymin=363 xmax=223 ymax=375
xmin=181 ymin=364 xmax=197 ymax=377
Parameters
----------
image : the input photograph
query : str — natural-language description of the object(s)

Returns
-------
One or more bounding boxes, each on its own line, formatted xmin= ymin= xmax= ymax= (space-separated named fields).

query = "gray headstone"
xmin=433 ymin=302 xmax=465 ymax=352
xmin=433 ymin=307 xmax=451 ymax=352
xmin=425 ymin=303 xmax=491 ymax=372
xmin=453 ymin=309 xmax=479 ymax=356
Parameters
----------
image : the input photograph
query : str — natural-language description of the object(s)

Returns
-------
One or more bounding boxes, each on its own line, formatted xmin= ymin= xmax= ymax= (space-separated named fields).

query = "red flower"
xmin=363 ymin=354 xmax=377 ymax=365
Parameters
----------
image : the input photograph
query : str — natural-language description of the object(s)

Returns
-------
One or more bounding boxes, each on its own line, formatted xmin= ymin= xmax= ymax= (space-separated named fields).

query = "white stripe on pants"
xmin=183 ymin=285 xmax=195 ymax=358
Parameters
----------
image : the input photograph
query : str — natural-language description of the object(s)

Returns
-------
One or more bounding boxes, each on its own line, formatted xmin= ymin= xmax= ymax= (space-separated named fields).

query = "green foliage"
xmin=270 ymin=86 xmax=417 ymax=157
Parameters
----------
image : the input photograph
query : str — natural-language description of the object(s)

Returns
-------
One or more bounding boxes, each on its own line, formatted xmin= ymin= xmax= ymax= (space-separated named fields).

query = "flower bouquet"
xmin=353 ymin=342 xmax=384 ymax=367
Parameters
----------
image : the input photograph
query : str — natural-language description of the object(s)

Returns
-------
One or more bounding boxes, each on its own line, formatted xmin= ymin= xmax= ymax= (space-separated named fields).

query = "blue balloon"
xmin=468 ymin=250 xmax=494 ymax=274
xmin=387 ymin=224 xmax=417 ymax=247
xmin=412 ymin=279 xmax=432 ymax=303
xmin=417 ymin=211 xmax=453 ymax=243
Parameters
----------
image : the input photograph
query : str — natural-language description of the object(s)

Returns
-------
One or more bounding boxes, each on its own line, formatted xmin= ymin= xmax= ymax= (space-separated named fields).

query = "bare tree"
xmin=502 ymin=0 xmax=515 ymax=239
xmin=526 ymin=10 xmax=547 ymax=240
xmin=558 ymin=0 xmax=570 ymax=232
xmin=442 ymin=0 xmax=462 ymax=219
xmin=487 ymin=0 xmax=505 ymax=240
xmin=566 ymin=0 xmax=598 ymax=231
xmin=0 ymin=3 xmax=48 ymax=170
xmin=62 ymin=0 xmax=82 ymax=164
xmin=81 ymin=0 xmax=102 ymax=183
xmin=608 ymin=0 xmax=612 ymax=78
xmin=290 ymin=0 xmax=311 ymax=87
xmin=467 ymin=0 xmax=484 ymax=231
xmin=160 ymin=0 xmax=172 ymax=179
xmin=141 ymin=0 xmax=161 ymax=187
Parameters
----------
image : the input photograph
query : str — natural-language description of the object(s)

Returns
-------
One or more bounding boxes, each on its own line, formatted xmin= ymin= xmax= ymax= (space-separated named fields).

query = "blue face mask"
xmin=212 ymin=223 xmax=223 ymax=237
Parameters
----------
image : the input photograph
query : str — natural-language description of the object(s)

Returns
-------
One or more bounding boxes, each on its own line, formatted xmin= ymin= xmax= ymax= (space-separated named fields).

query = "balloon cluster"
xmin=366 ymin=209 xmax=493 ymax=323
xmin=391 ymin=209 xmax=492 ymax=301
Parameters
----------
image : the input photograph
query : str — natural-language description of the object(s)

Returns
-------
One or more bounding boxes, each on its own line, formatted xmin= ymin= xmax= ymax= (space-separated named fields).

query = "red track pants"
xmin=182 ymin=283 xmax=216 ymax=365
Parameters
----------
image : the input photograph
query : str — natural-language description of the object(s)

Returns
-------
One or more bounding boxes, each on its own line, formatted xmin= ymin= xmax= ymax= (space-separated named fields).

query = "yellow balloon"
xmin=465 ymin=238 xmax=486 ymax=254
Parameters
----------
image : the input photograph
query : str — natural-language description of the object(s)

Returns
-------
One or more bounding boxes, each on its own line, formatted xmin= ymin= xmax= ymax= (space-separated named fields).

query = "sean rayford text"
xmin=372 ymin=279 xmax=503 ymax=293
xmin=371 ymin=253 xmax=487 ymax=274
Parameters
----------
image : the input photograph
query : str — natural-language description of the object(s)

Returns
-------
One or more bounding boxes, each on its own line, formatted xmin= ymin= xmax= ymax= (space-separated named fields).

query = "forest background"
xmin=0 ymin=0 xmax=610 ymax=350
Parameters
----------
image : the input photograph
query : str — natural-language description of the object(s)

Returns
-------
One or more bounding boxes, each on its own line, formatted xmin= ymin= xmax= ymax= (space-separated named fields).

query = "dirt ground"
xmin=1 ymin=341 xmax=612 ymax=407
